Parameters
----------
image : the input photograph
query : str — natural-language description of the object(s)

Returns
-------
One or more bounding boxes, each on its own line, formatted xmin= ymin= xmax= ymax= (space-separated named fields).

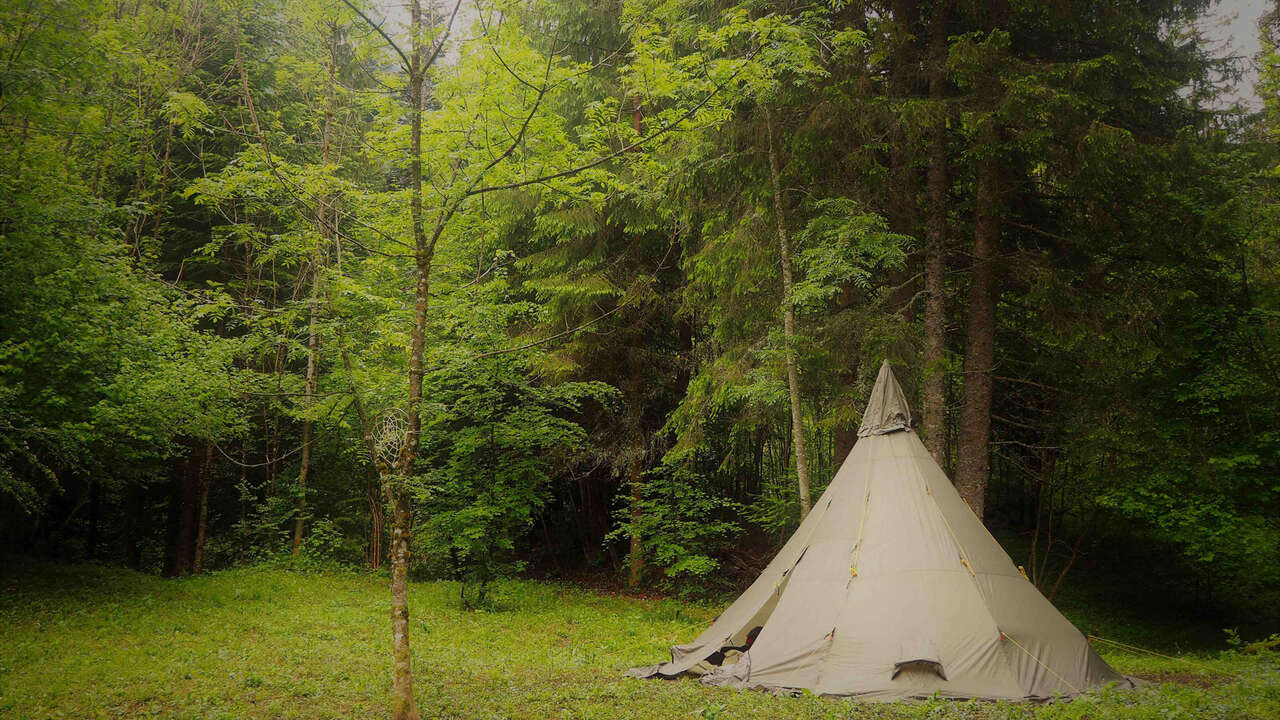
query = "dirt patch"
xmin=1130 ymin=671 xmax=1231 ymax=689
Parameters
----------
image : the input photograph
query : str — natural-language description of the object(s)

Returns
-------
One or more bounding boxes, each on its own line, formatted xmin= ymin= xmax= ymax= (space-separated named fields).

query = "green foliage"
xmin=609 ymin=445 xmax=741 ymax=582
xmin=792 ymin=198 xmax=911 ymax=310
xmin=295 ymin=518 xmax=357 ymax=570
xmin=0 ymin=157 xmax=241 ymax=513
xmin=411 ymin=356 xmax=616 ymax=605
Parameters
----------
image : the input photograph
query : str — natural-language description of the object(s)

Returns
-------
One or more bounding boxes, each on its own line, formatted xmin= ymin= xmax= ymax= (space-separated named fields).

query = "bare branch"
xmin=339 ymin=0 xmax=412 ymax=72
xmin=465 ymin=54 xmax=754 ymax=198
xmin=475 ymin=299 xmax=630 ymax=359
xmin=422 ymin=0 xmax=465 ymax=74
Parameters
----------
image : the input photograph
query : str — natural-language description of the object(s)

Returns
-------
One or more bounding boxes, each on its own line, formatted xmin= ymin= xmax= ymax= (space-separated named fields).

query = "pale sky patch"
xmin=370 ymin=0 xmax=1270 ymax=107
xmin=1202 ymin=0 xmax=1269 ymax=109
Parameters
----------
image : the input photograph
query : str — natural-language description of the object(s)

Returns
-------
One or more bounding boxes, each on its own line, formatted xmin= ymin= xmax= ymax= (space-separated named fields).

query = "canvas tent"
xmin=628 ymin=360 xmax=1130 ymax=700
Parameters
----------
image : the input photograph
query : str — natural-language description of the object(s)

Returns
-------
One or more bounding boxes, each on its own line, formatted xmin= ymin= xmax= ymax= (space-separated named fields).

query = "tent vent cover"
xmin=858 ymin=360 xmax=913 ymax=436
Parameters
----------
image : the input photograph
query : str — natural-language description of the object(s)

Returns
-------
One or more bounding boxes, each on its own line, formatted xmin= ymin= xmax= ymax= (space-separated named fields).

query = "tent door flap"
xmin=892 ymin=638 xmax=947 ymax=680
xmin=892 ymin=658 xmax=947 ymax=681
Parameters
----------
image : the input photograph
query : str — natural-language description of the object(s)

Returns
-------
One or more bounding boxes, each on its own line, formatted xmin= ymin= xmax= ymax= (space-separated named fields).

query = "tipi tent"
xmin=629 ymin=360 xmax=1129 ymax=700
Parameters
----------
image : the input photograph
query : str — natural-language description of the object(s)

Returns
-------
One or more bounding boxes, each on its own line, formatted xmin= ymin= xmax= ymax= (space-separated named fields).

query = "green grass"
xmin=1 ymin=560 xmax=1277 ymax=719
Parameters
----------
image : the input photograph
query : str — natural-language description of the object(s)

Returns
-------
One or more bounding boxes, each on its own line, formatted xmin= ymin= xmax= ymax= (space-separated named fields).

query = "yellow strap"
xmin=1003 ymin=632 xmax=1083 ymax=695
xmin=850 ymin=481 xmax=873 ymax=576
xmin=1087 ymin=634 xmax=1239 ymax=685
xmin=1086 ymin=634 xmax=1182 ymax=661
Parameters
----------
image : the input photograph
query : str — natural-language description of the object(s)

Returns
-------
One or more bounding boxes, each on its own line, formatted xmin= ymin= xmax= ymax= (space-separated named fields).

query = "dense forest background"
xmin=2 ymin=0 xmax=1278 ymax=653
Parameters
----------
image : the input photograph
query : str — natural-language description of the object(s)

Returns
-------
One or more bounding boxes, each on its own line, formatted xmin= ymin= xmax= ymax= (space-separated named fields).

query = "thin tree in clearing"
xmin=337 ymin=2 xmax=467 ymax=716
xmin=338 ymin=1 xmax=738 ymax=715
xmin=764 ymin=107 xmax=813 ymax=520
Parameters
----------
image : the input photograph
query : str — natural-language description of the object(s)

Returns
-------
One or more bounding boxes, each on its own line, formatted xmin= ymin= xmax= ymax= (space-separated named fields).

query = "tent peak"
xmin=858 ymin=359 xmax=912 ymax=437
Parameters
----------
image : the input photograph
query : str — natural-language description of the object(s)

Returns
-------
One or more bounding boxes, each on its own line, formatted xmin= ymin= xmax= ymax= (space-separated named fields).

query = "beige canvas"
xmin=628 ymin=360 xmax=1129 ymax=700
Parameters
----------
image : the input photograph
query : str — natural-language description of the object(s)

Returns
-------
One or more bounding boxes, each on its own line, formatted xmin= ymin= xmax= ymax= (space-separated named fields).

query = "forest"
xmin=1 ymin=0 xmax=1279 ymax=718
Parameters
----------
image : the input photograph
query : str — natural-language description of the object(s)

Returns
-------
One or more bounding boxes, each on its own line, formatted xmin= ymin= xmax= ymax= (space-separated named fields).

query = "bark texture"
xmin=833 ymin=424 xmax=857 ymax=465
xmin=86 ymin=479 xmax=100 ymax=560
xmin=193 ymin=441 xmax=213 ymax=575
xmin=765 ymin=108 xmax=812 ymax=519
xmin=921 ymin=0 xmax=950 ymax=466
xmin=627 ymin=454 xmax=644 ymax=587
xmin=887 ymin=0 xmax=920 ymax=236
xmin=388 ymin=2 xmax=429 ymax=717
xmin=388 ymin=488 xmax=418 ymax=720
xmin=369 ymin=490 xmax=384 ymax=570
xmin=164 ymin=444 xmax=202 ymax=577
xmin=295 ymin=24 xmax=341 ymax=556
xmin=293 ymin=291 xmax=316 ymax=556
xmin=125 ymin=484 xmax=143 ymax=570
xmin=954 ymin=152 xmax=1000 ymax=520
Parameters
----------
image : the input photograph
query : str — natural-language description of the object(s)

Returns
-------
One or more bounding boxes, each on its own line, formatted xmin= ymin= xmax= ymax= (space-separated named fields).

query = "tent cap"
xmin=857 ymin=359 xmax=912 ymax=437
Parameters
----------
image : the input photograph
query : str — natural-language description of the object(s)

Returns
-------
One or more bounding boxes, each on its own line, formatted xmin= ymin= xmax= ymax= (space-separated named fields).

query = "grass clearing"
xmin=1 ymin=560 xmax=1277 ymax=719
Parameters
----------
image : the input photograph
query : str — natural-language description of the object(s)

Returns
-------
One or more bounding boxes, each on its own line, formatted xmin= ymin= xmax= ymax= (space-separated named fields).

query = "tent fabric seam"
xmin=905 ymin=437 xmax=1027 ymax=696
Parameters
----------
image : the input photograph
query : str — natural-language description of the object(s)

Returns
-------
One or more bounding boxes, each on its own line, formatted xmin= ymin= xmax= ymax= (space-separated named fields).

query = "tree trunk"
xmin=881 ymin=0 xmax=922 ymax=322
xmin=238 ymin=441 xmax=249 ymax=567
xmin=193 ymin=441 xmax=213 ymax=575
xmin=764 ymin=107 xmax=812 ymax=519
xmin=91 ymin=93 xmax=116 ymax=197
xmin=293 ymin=262 xmax=320 ymax=557
xmin=125 ymin=483 xmax=143 ymax=570
xmin=369 ymin=490 xmax=384 ymax=570
xmin=627 ymin=455 xmax=644 ymax=588
xmin=921 ymin=0 xmax=950 ymax=466
xmin=833 ymin=423 xmax=857 ymax=464
xmin=387 ymin=486 xmax=417 ymax=720
xmin=264 ymin=409 xmax=277 ymax=496
xmin=954 ymin=151 xmax=1000 ymax=520
xmin=387 ymin=2 xmax=430 ymax=717
xmin=887 ymin=0 xmax=920 ymax=234
xmin=86 ymin=479 xmax=100 ymax=561
xmin=1027 ymin=451 xmax=1054 ymax=585
xmin=148 ymin=122 xmax=174 ymax=251
xmin=1046 ymin=524 xmax=1088 ymax=602
xmin=335 ymin=308 xmax=383 ymax=575
xmin=165 ymin=444 xmax=202 ymax=577
xmin=295 ymin=26 xmax=338 ymax=557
